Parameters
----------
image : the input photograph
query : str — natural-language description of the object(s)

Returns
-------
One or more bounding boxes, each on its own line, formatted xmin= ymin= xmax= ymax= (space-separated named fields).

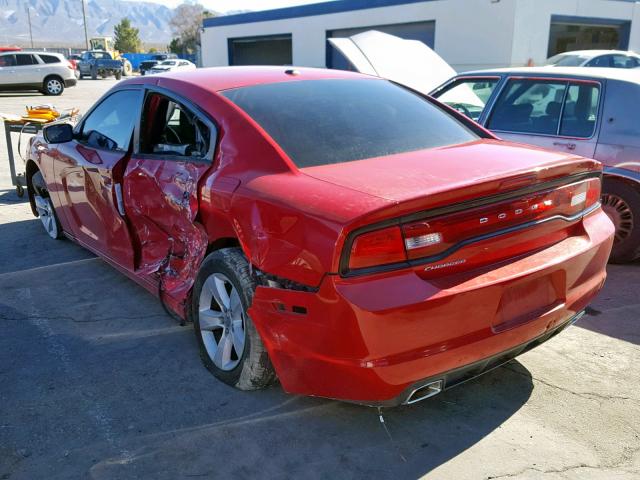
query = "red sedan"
xmin=26 ymin=67 xmax=614 ymax=405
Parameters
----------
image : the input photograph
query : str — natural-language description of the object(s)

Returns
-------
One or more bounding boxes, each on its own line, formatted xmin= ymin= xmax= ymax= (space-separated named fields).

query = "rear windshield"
xmin=222 ymin=79 xmax=479 ymax=168
xmin=546 ymin=54 xmax=589 ymax=66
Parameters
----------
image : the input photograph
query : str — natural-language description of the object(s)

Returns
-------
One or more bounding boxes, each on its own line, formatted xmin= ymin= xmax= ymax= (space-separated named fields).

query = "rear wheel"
xmin=191 ymin=248 xmax=276 ymax=390
xmin=602 ymin=178 xmax=640 ymax=263
xmin=91 ymin=66 xmax=98 ymax=80
xmin=31 ymin=171 xmax=62 ymax=239
xmin=43 ymin=76 xmax=64 ymax=96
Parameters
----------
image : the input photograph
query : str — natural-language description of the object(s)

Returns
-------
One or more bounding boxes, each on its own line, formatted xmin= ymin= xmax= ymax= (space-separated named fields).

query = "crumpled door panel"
xmin=123 ymin=157 xmax=210 ymax=315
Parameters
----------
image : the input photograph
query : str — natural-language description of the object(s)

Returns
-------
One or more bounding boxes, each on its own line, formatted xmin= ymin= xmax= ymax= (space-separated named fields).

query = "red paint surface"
xmin=28 ymin=67 xmax=615 ymax=403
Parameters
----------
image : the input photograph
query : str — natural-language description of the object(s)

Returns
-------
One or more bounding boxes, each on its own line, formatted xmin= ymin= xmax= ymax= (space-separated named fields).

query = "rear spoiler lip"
xmin=339 ymin=170 xmax=602 ymax=277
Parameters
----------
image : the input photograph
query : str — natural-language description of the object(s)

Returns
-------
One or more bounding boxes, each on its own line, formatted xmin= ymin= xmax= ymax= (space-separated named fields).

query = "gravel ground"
xmin=0 ymin=78 xmax=639 ymax=480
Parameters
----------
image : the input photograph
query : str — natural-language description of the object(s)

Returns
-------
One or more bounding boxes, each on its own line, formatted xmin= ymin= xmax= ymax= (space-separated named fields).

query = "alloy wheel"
xmin=198 ymin=273 xmax=246 ymax=371
xmin=34 ymin=195 xmax=59 ymax=239
xmin=46 ymin=79 xmax=62 ymax=95
xmin=601 ymin=193 xmax=634 ymax=244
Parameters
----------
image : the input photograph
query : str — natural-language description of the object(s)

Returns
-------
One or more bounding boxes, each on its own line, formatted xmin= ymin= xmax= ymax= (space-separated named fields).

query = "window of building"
xmin=547 ymin=16 xmax=630 ymax=57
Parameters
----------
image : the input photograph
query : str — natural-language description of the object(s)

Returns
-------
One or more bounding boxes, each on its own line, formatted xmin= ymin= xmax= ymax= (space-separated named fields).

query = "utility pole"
xmin=81 ymin=0 xmax=90 ymax=50
xmin=26 ymin=7 xmax=34 ymax=48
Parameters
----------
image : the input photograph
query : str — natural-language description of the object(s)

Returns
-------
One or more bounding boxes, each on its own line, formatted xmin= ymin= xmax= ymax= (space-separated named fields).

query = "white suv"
xmin=0 ymin=51 xmax=77 ymax=96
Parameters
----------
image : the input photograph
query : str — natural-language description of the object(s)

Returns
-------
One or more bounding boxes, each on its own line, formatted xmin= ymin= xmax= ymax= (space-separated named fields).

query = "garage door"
xmin=228 ymin=34 xmax=293 ymax=66
xmin=548 ymin=15 xmax=630 ymax=57
xmin=327 ymin=21 xmax=436 ymax=70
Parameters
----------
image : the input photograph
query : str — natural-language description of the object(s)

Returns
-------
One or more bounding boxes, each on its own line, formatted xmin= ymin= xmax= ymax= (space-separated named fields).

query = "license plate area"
xmin=492 ymin=271 xmax=566 ymax=333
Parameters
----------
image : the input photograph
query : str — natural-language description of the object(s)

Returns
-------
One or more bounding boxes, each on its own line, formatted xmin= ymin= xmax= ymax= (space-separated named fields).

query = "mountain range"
xmin=0 ymin=0 xmax=175 ymax=47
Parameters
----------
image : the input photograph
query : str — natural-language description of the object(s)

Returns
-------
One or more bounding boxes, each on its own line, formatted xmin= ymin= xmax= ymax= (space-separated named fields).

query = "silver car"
xmin=432 ymin=67 xmax=640 ymax=263
xmin=0 ymin=51 xmax=77 ymax=96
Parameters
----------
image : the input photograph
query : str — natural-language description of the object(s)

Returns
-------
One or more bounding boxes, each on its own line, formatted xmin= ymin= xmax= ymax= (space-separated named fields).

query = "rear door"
xmin=0 ymin=54 xmax=17 ymax=86
xmin=123 ymin=88 xmax=215 ymax=304
xmin=14 ymin=53 xmax=41 ymax=85
xmin=53 ymin=87 xmax=143 ymax=269
xmin=485 ymin=77 xmax=602 ymax=158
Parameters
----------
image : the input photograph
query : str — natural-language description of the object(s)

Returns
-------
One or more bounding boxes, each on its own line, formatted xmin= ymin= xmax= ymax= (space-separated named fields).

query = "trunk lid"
xmin=304 ymin=140 xmax=603 ymax=276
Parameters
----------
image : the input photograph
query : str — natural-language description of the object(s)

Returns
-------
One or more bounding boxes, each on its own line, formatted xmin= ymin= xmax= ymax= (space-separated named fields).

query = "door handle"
xmin=553 ymin=141 xmax=576 ymax=151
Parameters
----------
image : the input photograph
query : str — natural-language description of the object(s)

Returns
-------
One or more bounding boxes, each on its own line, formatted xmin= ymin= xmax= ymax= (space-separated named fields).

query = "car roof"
xmin=0 ymin=51 xmax=62 ymax=56
xmin=459 ymin=66 xmax=640 ymax=84
xmin=552 ymin=49 xmax=638 ymax=58
xmin=122 ymin=66 xmax=375 ymax=92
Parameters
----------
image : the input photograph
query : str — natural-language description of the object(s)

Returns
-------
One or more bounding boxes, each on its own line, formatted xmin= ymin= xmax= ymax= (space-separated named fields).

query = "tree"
xmin=169 ymin=4 xmax=215 ymax=55
xmin=113 ymin=18 xmax=141 ymax=53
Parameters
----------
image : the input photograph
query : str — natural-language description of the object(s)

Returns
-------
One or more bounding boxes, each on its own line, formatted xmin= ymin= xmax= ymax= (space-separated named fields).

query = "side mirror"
xmin=43 ymin=123 xmax=74 ymax=144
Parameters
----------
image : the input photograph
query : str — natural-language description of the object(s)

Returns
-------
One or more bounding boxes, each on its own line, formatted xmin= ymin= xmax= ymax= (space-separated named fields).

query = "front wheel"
xmin=31 ymin=171 xmax=62 ymax=239
xmin=115 ymin=70 xmax=122 ymax=80
xmin=602 ymin=178 xmax=640 ymax=263
xmin=191 ymin=248 xmax=276 ymax=390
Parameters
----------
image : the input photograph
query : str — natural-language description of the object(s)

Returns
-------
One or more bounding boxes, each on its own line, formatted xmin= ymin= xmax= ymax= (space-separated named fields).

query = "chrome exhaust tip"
xmin=404 ymin=380 xmax=443 ymax=405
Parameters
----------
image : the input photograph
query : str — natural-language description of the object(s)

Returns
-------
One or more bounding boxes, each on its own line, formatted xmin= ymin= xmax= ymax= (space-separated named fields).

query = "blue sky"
xmin=135 ymin=0 xmax=332 ymax=12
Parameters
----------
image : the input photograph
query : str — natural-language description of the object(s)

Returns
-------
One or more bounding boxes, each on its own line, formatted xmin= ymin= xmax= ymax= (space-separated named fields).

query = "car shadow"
xmin=0 ymin=239 xmax=535 ymax=479
xmin=577 ymin=262 xmax=640 ymax=346
xmin=0 ymin=188 xmax=29 ymax=205
xmin=0 ymin=217 xmax=94 ymax=275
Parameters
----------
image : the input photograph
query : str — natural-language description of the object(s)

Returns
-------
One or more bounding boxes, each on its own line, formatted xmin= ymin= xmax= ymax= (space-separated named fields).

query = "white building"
xmin=201 ymin=0 xmax=640 ymax=72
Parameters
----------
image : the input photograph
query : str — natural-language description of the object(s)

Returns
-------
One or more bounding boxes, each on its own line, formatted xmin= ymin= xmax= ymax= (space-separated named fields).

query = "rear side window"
xmin=15 ymin=54 xmax=37 ymax=66
xmin=488 ymin=78 xmax=600 ymax=138
xmin=222 ymin=79 xmax=479 ymax=168
xmin=39 ymin=54 xmax=61 ymax=64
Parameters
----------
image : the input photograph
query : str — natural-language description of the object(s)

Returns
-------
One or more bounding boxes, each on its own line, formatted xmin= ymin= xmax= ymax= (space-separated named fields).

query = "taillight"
xmin=348 ymin=225 xmax=406 ymax=270
xmin=346 ymin=177 xmax=601 ymax=271
xmin=67 ymin=61 xmax=74 ymax=70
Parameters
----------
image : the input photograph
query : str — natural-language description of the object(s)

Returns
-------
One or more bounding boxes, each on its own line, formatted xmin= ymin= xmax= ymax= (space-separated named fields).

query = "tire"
xmin=91 ymin=66 xmax=97 ymax=80
xmin=115 ymin=71 xmax=122 ymax=80
xmin=602 ymin=178 xmax=640 ymax=263
xmin=191 ymin=248 xmax=276 ymax=390
xmin=42 ymin=76 xmax=64 ymax=96
xmin=31 ymin=171 xmax=62 ymax=240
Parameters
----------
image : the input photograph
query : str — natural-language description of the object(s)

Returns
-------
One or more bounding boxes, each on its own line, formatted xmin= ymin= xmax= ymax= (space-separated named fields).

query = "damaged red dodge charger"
xmin=26 ymin=67 xmax=614 ymax=406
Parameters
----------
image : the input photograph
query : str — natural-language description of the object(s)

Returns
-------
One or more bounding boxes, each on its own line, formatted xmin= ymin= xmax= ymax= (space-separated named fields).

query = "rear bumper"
xmin=65 ymin=78 xmax=77 ymax=87
xmin=248 ymin=209 xmax=614 ymax=405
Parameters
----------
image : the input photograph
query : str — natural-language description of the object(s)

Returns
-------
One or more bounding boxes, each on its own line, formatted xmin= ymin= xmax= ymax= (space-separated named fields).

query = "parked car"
xmin=431 ymin=67 xmax=640 ymax=262
xmin=25 ymin=67 xmax=613 ymax=405
xmin=139 ymin=53 xmax=178 ymax=75
xmin=149 ymin=59 xmax=196 ymax=75
xmin=330 ymin=31 xmax=640 ymax=264
xmin=67 ymin=53 xmax=82 ymax=80
xmin=77 ymin=50 xmax=123 ymax=80
xmin=0 ymin=51 xmax=76 ymax=95
xmin=545 ymin=50 xmax=640 ymax=69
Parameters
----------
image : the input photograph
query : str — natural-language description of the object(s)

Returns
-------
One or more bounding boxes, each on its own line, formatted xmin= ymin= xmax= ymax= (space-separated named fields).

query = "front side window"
xmin=488 ymin=78 xmax=600 ymax=138
xmin=222 ymin=79 xmax=479 ymax=168
xmin=139 ymin=93 xmax=210 ymax=158
xmin=79 ymin=90 xmax=140 ymax=151
xmin=433 ymin=78 xmax=500 ymax=121
xmin=488 ymin=79 xmax=568 ymax=135
xmin=0 ymin=55 xmax=16 ymax=67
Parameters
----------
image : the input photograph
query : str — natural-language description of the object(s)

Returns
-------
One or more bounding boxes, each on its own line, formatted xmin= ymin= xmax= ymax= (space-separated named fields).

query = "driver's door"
xmin=53 ymin=88 xmax=143 ymax=270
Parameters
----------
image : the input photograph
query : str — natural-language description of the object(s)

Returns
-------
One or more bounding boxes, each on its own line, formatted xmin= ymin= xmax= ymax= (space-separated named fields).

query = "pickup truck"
xmin=78 ymin=50 xmax=123 ymax=80
xmin=139 ymin=53 xmax=178 ymax=75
